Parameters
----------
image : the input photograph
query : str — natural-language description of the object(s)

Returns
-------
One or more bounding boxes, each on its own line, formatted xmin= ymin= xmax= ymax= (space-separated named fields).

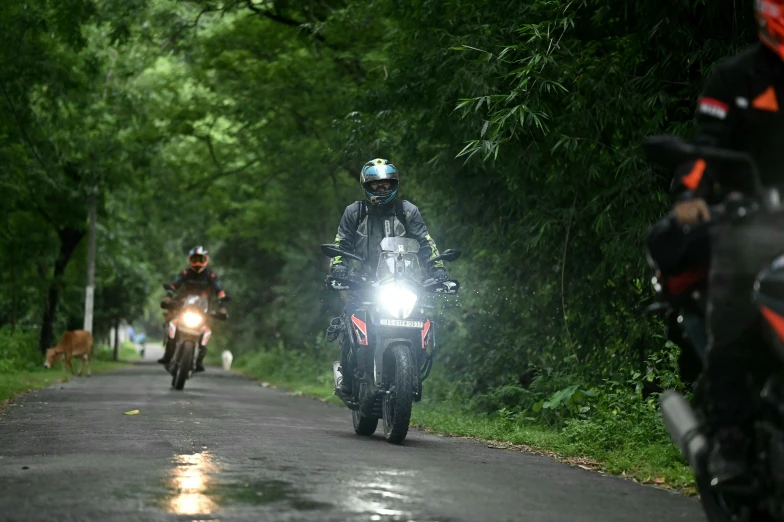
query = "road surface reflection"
xmin=165 ymin=452 xmax=218 ymax=515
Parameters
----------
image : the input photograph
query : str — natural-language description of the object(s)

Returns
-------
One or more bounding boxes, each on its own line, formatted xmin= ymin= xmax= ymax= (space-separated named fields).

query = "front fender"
xmin=374 ymin=338 xmax=413 ymax=385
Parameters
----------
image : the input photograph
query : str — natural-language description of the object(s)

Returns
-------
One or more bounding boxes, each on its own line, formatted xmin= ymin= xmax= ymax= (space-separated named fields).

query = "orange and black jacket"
xmin=165 ymin=267 xmax=229 ymax=304
xmin=674 ymin=43 xmax=784 ymax=199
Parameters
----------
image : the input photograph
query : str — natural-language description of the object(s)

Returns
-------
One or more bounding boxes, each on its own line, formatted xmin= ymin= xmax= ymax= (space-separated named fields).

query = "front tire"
xmin=173 ymin=341 xmax=194 ymax=391
xmin=696 ymin=474 xmax=771 ymax=522
xmin=352 ymin=409 xmax=379 ymax=436
xmin=382 ymin=344 xmax=415 ymax=444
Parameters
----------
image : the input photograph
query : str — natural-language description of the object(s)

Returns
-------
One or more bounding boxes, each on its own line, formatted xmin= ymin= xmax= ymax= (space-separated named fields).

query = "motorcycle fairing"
xmin=351 ymin=314 xmax=369 ymax=346
xmin=368 ymin=310 xmax=426 ymax=385
xmin=168 ymin=320 xmax=210 ymax=346
xmin=421 ymin=319 xmax=432 ymax=350
xmin=754 ymin=254 xmax=784 ymax=360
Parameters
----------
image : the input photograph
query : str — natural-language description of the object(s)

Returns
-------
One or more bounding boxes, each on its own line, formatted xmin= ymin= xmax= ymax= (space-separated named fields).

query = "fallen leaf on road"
xmin=123 ymin=409 xmax=140 ymax=415
xmin=578 ymin=465 xmax=592 ymax=471
xmin=654 ymin=477 xmax=666 ymax=484
xmin=260 ymin=382 xmax=271 ymax=388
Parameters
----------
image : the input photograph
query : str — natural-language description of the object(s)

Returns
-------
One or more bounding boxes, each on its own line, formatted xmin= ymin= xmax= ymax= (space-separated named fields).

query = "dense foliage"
xmin=0 ymin=0 xmax=756 ymax=428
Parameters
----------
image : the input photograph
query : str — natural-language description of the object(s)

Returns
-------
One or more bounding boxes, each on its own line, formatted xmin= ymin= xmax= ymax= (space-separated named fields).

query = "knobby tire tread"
xmin=384 ymin=344 xmax=414 ymax=444
xmin=174 ymin=342 xmax=193 ymax=390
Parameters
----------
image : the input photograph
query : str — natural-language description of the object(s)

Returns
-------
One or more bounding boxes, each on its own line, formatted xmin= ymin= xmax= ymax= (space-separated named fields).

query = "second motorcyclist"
xmin=159 ymin=246 xmax=230 ymax=372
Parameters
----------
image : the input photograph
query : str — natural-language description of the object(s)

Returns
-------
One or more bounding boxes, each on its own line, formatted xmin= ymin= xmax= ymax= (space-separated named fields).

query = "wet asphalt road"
xmin=0 ymin=348 xmax=704 ymax=522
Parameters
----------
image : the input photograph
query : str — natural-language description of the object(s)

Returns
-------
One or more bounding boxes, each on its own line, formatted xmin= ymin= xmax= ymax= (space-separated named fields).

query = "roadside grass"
xmin=0 ymin=341 xmax=139 ymax=406
xmin=210 ymin=346 xmax=342 ymax=406
xmin=409 ymin=403 xmax=695 ymax=494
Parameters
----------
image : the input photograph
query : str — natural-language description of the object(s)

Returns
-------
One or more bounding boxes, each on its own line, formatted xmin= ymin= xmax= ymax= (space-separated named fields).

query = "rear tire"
xmin=173 ymin=342 xmax=194 ymax=391
xmin=352 ymin=409 xmax=379 ymax=436
xmin=382 ymin=344 xmax=415 ymax=444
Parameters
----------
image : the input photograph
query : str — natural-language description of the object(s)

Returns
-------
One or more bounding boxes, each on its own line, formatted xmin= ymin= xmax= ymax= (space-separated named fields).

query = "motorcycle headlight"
xmin=379 ymin=283 xmax=418 ymax=319
xmin=182 ymin=311 xmax=204 ymax=328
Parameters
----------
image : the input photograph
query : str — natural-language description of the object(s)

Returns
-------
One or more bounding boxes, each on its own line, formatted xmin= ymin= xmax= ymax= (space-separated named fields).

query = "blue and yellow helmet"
xmin=360 ymin=158 xmax=399 ymax=206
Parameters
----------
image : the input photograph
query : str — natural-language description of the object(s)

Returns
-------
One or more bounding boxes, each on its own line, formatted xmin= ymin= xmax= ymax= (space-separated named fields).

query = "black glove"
xmin=331 ymin=264 xmax=349 ymax=279
xmin=431 ymin=267 xmax=448 ymax=282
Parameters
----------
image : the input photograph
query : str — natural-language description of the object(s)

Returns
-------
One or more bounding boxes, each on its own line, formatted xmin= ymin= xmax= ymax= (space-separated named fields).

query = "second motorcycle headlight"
xmin=379 ymin=283 xmax=418 ymax=319
xmin=182 ymin=311 xmax=204 ymax=328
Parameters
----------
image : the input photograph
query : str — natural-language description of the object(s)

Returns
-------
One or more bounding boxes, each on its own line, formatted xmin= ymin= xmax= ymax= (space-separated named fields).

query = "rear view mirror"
xmin=642 ymin=134 xmax=763 ymax=198
xmin=428 ymin=249 xmax=461 ymax=266
xmin=320 ymin=244 xmax=364 ymax=263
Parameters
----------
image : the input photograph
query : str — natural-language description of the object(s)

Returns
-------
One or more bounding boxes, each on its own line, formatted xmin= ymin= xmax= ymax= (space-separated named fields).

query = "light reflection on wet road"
xmin=165 ymin=452 xmax=218 ymax=515
xmin=0 ymin=361 xmax=704 ymax=521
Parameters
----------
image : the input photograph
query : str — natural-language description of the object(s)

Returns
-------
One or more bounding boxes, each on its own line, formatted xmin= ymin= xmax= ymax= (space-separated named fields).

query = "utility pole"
xmin=83 ymin=192 xmax=97 ymax=335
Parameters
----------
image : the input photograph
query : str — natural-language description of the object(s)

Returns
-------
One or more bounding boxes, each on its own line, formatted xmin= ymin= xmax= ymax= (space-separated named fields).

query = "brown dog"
xmin=44 ymin=330 xmax=94 ymax=376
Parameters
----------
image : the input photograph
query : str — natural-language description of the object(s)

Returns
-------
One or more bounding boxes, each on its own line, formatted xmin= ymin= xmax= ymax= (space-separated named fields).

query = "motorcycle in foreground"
xmin=161 ymin=289 xmax=227 ymax=390
xmin=644 ymin=134 xmax=784 ymax=522
xmin=322 ymin=237 xmax=461 ymax=444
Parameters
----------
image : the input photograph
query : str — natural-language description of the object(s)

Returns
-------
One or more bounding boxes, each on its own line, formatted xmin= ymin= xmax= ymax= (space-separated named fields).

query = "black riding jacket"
xmin=675 ymin=44 xmax=784 ymax=198
xmin=164 ymin=267 xmax=229 ymax=304
xmin=332 ymin=199 xmax=444 ymax=277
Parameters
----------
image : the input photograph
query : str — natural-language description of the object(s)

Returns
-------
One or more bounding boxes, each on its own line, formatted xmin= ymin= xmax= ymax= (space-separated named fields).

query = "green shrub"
xmin=0 ymin=327 xmax=41 ymax=373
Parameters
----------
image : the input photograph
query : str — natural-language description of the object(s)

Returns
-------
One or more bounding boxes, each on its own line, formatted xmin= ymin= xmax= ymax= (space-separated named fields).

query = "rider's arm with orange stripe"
xmin=208 ymin=269 xmax=230 ymax=304
xmin=672 ymin=64 xmax=736 ymax=201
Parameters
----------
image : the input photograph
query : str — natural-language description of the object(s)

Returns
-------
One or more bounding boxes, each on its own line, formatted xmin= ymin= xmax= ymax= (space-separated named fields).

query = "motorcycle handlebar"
xmin=325 ymin=275 xmax=460 ymax=295
xmin=643 ymin=135 xmax=765 ymax=200
xmin=676 ymin=195 xmax=760 ymax=232
xmin=160 ymin=299 xmax=228 ymax=320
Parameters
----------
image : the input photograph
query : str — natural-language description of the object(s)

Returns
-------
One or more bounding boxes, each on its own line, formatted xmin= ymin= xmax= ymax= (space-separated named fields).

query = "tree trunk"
xmin=10 ymin=246 xmax=17 ymax=331
xmin=39 ymin=227 xmax=86 ymax=353
xmin=113 ymin=317 xmax=120 ymax=361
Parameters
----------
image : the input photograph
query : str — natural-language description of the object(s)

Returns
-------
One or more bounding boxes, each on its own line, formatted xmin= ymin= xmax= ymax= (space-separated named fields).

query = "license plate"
xmin=380 ymin=319 xmax=424 ymax=328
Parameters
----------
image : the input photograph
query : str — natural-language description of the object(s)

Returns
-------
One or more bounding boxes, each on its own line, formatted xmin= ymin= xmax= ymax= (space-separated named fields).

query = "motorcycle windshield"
xmin=183 ymin=295 xmax=209 ymax=312
xmin=376 ymin=237 xmax=422 ymax=283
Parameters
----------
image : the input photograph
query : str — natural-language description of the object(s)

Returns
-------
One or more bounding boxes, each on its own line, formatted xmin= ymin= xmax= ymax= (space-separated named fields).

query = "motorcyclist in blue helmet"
xmin=327 ymin=158 xmax=447 ymax=394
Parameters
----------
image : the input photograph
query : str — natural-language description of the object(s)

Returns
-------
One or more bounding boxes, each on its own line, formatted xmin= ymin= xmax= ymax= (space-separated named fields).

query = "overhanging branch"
xmin=244 ymin=0 xmax=326 ymax=42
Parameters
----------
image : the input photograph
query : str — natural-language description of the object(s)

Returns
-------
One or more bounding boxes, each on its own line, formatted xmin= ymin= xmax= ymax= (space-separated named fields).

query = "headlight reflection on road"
xmin=166 ymin=452 xmax=218 ymax=515
xmin=342 ymin=469 xmax=414 ymax=519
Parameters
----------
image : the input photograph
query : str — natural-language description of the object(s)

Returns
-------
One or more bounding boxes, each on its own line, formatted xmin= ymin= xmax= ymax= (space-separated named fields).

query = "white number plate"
xmin=380 ymin=319 xmax=424 ymax=328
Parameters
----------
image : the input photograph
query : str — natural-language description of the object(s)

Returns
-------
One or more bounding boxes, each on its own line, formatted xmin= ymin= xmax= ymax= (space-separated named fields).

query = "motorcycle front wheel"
xmin=173 ymin=341 xmax=194 ymax=391
xmin=382 ymin=344 xmax=415 ymax=444
xmin=695 ymin=464 xmax=771 ymax=522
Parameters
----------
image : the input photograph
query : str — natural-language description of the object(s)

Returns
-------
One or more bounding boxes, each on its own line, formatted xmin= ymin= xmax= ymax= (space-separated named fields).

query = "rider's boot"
xmin=707 ymin=426 xmax=751 ymax=487
xmin=158 ymin=338 xmax=175 ymax=365
xmin=336 ymin=335 xmax=353 ymax=396
xmin=336 ymin=372 xmax=352 ymax=396
xmin=195 ymin=345 xmax=207 ymax=372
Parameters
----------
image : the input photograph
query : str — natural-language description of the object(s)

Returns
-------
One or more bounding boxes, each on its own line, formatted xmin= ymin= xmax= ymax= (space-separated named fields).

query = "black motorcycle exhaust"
xmin=660 ymin=390 xmax=709 ymax=470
